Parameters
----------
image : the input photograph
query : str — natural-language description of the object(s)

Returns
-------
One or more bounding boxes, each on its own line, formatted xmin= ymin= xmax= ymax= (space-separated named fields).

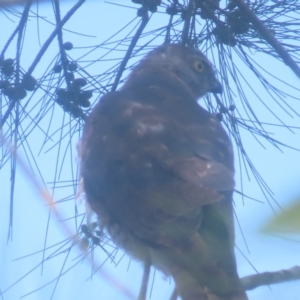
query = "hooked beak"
xmin=209 ymin=79 xmax=223 ymax=94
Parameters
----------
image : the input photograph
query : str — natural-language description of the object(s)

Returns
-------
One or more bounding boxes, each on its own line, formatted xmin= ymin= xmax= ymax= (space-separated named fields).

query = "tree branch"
xmin=0 ymin=1 xmax=32 ymax=130
xmin=181 ymin=0 xmax=194 ymax=45
xmin=234 ymin=0 xmax=300 ymax=80
xmin=241 ymin=266 xmax=300 ymax=291
xmin=27 ymin=0 xmax=85 ymax=76
xmin=138 ymin=259 xmax=151 ymax=300
xmin=111 ymin=9 xmax=149 ymax=92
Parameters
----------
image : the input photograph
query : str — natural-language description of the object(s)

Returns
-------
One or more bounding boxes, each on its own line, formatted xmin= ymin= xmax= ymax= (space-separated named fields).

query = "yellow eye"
xmin=194 ymin=60 xmax=204 ymax=72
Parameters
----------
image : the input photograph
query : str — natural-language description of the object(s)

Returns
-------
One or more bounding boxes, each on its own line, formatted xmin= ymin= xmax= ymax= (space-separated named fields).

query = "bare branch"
xmin=27 ymin=0 xmax=85 ymax=76
xmin=181 ymin=0 xmax=194 ymax=45
xmin=234 ymin=0 xmax=300 ymax=79
xmin=138 ymin=259 xmax=151 ymax=300
xmin=111 ymin=8 xmax=149 ymax=92
xmin=241 ymin=266 xmax=300 ymax=291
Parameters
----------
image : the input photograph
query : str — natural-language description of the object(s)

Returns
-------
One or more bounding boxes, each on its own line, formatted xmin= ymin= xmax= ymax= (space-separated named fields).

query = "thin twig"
xmin=0 ymin=2 xmax=32 ymax=130
xmin=53 ymin=0 xmax=72 ymax=89
xmin=234 ymin=0 xmax=300 ymax=79
xmin=0 ymin=14 xmax=25 ymax=59
xmin=111 ymin=10 xmax=149 ymax=92
xmin=15 ymin=1 xmax=32 ymax=84
xmin=181 ymin=0 xmax=194 ymax=45
xmin=138 ymin=259 xmax=151 ymax=300
xmin=27 ymin=0 xmax=85 ymax=76
xmin=0 ymin=134 xmax=136 ymax=300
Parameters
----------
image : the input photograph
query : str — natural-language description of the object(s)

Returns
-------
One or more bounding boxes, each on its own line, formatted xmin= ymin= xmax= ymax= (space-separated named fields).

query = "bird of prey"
xmin=80 ymin=43 xmax=248 ymax=300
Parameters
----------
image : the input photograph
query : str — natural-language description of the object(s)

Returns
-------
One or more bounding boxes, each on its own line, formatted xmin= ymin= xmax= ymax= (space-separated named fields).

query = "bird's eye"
xmin=194 ymin=61 xmax=204 ymax=72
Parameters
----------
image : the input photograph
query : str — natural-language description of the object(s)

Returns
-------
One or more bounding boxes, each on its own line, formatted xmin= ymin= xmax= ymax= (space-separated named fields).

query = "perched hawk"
xmin=80 ymin=44 xmax=248 ymax=300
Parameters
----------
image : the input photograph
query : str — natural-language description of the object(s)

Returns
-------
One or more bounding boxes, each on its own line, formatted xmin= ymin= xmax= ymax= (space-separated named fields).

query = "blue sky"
xmin=1 ymin=1 xmax=300 ymax=300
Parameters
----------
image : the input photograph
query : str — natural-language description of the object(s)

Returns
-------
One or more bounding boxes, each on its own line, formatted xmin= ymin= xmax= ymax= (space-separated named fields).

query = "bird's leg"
xmin=138 ymin=259 xmax=151 ymax=300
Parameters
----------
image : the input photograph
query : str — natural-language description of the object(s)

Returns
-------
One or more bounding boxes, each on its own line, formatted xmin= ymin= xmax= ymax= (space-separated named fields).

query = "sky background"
xmin=1 ymin=1 xmax=300 ymax=300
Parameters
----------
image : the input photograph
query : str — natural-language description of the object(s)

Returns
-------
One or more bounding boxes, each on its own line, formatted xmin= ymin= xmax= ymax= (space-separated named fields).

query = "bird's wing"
xmin=81 ymin=77 xmax=246 ymax=300
xmin=81 ymin=86 xmax=234 ymax=224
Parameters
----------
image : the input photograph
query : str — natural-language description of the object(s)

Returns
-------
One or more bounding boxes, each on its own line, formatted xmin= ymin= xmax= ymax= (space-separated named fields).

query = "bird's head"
xmin=134 ymin=43 xmax=222 ymax=99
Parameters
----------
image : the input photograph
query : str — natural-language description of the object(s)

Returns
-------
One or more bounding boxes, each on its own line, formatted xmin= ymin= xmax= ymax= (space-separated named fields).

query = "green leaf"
xmin=262 ymin=198 xmax=300 ymax=234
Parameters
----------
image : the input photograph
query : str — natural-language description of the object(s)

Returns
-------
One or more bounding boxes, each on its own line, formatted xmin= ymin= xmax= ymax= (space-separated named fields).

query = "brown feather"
xmin=80 ymin=44 xmax=248 ymax=300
